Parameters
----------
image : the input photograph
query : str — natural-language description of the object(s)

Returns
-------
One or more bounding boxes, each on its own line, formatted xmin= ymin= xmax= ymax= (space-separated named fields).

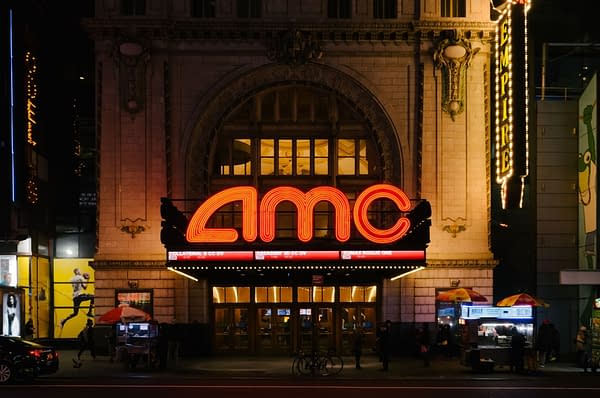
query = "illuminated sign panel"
xmin=25 ymin=51 xmax=38 ymax=147
xmin=167 ymin=249 xmax=425 ymax=262
xmin=186 ymin=184 xmax=411 ymax=245
xmin=494 ymin=0 xmax=530 ymax=209
xmin=164 ymin=184 xmax=430 ymax=275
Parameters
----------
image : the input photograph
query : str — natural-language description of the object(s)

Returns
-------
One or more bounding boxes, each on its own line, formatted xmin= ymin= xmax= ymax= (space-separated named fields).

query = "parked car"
xmin=0 ymin=336 xmax=59 ymax=384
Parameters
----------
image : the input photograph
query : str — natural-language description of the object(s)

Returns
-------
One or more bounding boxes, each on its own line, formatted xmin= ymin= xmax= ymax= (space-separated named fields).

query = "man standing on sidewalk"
xmin=377 ymin=320 xmax=392 ymax=371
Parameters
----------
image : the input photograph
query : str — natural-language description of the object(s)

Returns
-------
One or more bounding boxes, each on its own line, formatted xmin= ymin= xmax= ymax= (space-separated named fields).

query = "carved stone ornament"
xmin=433 ymin=31 xmax=479 ymax=121
xmin=114 ymin=39 xmax=150 ymax=114
xmin=120 ymin=218 xmax=147 ymax=238
xmin=267 ymin=29 xmax=323 ymax=65
xmin=442 ymin=217 xmax=467 ymax=238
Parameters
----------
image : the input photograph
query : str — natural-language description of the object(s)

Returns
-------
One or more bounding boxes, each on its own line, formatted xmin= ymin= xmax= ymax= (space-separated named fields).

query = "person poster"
xmin=2 ymin=292 xmax=21 ymax=336
xmin=53 ymin=260 xmax=95 ymax=338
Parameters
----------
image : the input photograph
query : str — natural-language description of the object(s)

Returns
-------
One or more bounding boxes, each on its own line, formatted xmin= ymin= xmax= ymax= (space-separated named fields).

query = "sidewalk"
xmin=48 ymin=351 xmax=585 ymax=382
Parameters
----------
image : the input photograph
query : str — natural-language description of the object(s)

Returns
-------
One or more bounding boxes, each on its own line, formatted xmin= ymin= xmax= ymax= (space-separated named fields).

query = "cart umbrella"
xmin=98 ymin=304 xmax=152 ymax=323
xmin=496 ymin=293 xmax=549 ymax=308
xmin=435 ymin=288 xmax=488 ymax=302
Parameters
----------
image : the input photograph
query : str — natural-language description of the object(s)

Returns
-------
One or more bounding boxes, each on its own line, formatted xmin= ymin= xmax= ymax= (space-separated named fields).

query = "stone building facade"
xmin=83 ymin=0 xmax=498 ymax=353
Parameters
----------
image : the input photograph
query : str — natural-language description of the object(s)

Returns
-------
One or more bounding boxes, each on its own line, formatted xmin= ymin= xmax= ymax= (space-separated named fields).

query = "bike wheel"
xmin=295 ymin=355 xmax=313 ymax=376
xmin=326 ymin=354 xmax=344 ymax=375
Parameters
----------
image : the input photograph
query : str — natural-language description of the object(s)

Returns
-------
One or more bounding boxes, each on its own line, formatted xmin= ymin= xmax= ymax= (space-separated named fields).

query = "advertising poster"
xmin=0 ymin=255 xmax=18 ymax=287
xmin=53 ymin=259 xmax=95 ymax=338
xmin=115 ymin=289 xmax=153 ymax=316
xmin=578 ymin=73 xmax=598 ymax=270
xmin=2 ymin=292 xmax=21 ymax=336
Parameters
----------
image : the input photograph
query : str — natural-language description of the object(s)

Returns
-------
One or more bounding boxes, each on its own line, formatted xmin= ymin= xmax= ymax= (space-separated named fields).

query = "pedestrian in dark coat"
xmin=376 ymin=320 xmax=392 ymax=371
xmin=510 ymin=327 xmax=525 ymax=373
xmin=352 ymin=326 xmax=364 ymax=369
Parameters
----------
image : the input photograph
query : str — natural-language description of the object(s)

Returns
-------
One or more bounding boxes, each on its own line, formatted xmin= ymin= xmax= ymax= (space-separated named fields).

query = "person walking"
xmin=575 ymin=325 xmax=590 ymax=372
xmin=376 ymin=320 xmax=392 ymax=371
xmin=73 ymin=319 xmax=96 ymax=368
xmin=510 ymin=326 xmax=526 ymax=373
xmin=352 ymin=325 xmax=364 ymax=369
xmin=536 ymin=319 xmax=552 ymax=367
xmin=417 ymin=324 xmax=431 ymax=367
xmin=549 ymin=323 xmax=560 ymax=361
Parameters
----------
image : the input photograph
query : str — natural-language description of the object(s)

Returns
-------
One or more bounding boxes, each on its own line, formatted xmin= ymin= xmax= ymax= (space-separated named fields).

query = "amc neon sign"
xmin=186 ymin=184 xmax=411 ymax=245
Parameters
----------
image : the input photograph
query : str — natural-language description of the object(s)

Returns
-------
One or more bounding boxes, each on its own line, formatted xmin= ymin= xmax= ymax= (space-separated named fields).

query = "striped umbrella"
xmin=435 ymin=288 xmax=488 ymax=303
xmin=496 ymin=293 xmax=549 ymax=308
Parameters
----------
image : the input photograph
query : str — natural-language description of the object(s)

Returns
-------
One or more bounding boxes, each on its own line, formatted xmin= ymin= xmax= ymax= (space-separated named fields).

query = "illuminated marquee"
xmin=494 ymin=0 xmax=530 ymax=209
xmin=186 ymin=184 xmax=412 ymax=245
xmin=25 ymin=51 xmax=37 ymax=147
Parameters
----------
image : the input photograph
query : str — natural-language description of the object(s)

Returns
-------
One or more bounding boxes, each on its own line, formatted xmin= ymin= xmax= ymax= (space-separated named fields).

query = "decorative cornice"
xmin=426 ymin=259 xmax=498 ymax=269
xmin=82 ymin=19 xmax=496 ymax=45
xmin=90 ymin=260 xmax=166 ymax=270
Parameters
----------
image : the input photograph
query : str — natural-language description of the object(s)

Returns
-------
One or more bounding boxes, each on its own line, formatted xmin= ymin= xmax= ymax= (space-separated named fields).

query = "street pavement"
xmin=44 ymin=350 xmax=589 ymax=382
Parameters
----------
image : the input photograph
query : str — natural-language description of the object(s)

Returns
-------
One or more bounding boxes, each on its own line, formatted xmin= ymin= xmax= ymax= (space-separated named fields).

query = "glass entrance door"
xmin=341 ymin=306 xmax=376 ymax=354
xmin=256 ymin=306 xmax=291 ymax=353
xmin=298 ymin=306 xmax=334 ymax=353
xmin=214 ymin=307 xmax=249 ymax=351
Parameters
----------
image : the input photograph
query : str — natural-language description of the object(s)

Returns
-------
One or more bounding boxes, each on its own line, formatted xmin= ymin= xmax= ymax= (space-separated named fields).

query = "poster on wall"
xmin=2 ymin=292 xmax=21 ymax=336
xmin=53 ymin=260 xmax=95 ymax=338
xmin=0 ymin=255 xmax=17 ymax=287
xmin=115 ymin=289 xmax=153 ymax=316
xmin=578 ymin=73 xmax=598 ymax=271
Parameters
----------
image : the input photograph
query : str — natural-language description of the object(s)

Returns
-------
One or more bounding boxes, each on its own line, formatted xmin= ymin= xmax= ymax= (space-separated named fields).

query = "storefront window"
xmin=339 ymin=285 xmax=377 ymax=302
xmin=255 ymin=286 xmax=292 ymax=303
xmin=297 ymin=286 xmax=335 ymax=302
xmin=213 ymin=287 xmax=251 ymax=303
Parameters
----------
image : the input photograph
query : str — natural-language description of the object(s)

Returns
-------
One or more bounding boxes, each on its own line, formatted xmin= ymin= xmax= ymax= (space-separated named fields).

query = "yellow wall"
xmin=17 ymin=255 xmax=50 ymax=339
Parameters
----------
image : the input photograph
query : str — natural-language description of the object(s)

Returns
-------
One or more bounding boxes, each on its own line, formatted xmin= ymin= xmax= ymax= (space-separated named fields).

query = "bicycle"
xmin=291 ymin=349 xmax=343 ymax=376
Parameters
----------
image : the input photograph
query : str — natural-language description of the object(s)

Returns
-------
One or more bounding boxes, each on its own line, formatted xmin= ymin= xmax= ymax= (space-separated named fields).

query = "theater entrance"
xmin=212 ymin=284 xmax=378 ymax=355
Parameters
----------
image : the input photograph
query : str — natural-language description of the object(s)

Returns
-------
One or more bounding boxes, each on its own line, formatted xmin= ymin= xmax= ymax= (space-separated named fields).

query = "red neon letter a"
xmin=186 ymin=186 xmax=258 ymax=243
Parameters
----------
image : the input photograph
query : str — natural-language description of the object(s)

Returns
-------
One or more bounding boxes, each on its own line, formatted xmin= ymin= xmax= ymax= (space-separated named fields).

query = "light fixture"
xmin=167 ymin=267 xmax=198 ymax=282
xmin=390 ymin=266 xmax=425 ymax=281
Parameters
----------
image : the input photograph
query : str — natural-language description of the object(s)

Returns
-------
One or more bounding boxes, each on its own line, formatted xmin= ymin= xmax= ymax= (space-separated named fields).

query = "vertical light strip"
xmin=9 ymin=9 xmax=16 ymax=202
xmin=520 ymin=0 xmax=531 ymax=208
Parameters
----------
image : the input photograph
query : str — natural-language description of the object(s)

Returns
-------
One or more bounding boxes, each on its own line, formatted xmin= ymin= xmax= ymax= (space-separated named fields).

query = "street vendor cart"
xmin=115 ymin=321 xmax=160 ymax=369
xmin=459 ymin=305 xmax=534 ymax=371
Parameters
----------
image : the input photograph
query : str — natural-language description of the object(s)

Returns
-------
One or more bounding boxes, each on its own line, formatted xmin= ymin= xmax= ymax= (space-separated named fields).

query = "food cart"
xmin=115 ymin=321 xmax=160 ymax=369
xmin=459 ymin=305 xmax=534 ymax=371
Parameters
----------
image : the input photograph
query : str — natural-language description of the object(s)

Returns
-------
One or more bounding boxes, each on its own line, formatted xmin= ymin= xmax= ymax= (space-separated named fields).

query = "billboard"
xmin=53 ymin=259 xmax=95 ymax=338
xmin=578 ymin=73 xmax=598 ymax=270
xmin=2 ymin=292 xmax=21 ymax=336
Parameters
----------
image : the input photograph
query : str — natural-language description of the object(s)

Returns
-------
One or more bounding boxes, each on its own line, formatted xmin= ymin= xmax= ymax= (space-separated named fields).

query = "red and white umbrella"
xmin=98 ymin=304 xmax=151 ymax=324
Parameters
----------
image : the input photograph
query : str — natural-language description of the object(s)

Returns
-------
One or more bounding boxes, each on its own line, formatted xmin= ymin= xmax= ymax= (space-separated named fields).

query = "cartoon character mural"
xmin=578 ymin=80 xmax=598 ymax=270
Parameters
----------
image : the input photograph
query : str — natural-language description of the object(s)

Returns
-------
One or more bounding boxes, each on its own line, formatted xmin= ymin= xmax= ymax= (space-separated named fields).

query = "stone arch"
xmin=184 ymin=63 xmax=402 ymax=201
